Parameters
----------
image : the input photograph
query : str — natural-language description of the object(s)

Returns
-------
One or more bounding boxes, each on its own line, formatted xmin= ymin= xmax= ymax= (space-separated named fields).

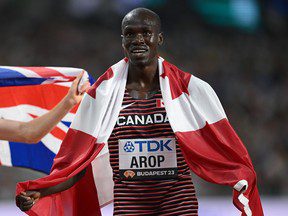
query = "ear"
xmin=158 ymin=32 xmax=164 ymax=45
xmin=121 ymin=35 xmax=125 ymax=49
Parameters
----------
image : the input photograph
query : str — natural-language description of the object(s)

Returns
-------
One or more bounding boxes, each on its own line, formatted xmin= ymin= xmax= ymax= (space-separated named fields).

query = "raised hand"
xmin=66 ymin=71 xmax=91 ymax=106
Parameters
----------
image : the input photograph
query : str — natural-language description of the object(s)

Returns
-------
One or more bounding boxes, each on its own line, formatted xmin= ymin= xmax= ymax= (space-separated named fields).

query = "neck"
xmin=127 ymin=58 xmax=159 ymax=91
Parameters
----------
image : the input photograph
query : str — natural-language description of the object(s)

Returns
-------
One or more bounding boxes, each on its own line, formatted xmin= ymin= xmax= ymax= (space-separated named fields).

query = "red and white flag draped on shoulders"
xmin=16 ymin=57 xmax=263 ymax=216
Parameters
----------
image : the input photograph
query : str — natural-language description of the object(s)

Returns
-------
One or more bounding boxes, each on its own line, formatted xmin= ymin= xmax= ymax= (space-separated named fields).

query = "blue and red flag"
xmin=0 ymin=66 xmax=94 ymax=174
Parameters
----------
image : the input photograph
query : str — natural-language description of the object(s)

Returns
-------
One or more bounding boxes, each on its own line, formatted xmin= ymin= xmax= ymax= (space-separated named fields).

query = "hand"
xmin=66 ymin=71 xmax=91 ymax=106
xmin=16 ymin=191 xmax=41 ymax=211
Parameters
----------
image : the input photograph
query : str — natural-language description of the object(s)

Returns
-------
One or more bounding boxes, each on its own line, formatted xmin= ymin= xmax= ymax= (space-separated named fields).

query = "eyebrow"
xmin=123 ymin=25 xmax=153 ymax=31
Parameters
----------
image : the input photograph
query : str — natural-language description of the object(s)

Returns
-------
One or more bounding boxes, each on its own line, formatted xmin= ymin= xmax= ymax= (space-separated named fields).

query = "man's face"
xmin=122 ymin=15 xmax=163 ymax=66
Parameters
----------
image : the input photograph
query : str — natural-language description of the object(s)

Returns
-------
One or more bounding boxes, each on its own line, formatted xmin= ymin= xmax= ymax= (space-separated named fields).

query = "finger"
xmin=75 ymin=71 xmax=84 ymax=83
xmin=25 ymin=190 xmax=38 ymax=197
xmin=20 ymin=203 xmax=34 ymax=211
xmin=19 ymin=198 xmax=36 ymax=210
xmin=22 ymin=199 xmax=34 ymax=206
xmin=16 ymin=196 xmax=21 ymax=207
xmin=20 ymin=191 xmax=26 ymax=196
xmin=30 ymin=193 xmax=40 ymax=200
xmin=70 ymin=72 xmax=83 ymax=89
xmin=17 ymin=195 xmax=31 ymax=202
xmin=79 ymin=81 xmax=90 ymax=93
xmin=25 ymin=191 xmax=41 ymax=201
xmin=72 ymin=73 xmax=85 ymax=92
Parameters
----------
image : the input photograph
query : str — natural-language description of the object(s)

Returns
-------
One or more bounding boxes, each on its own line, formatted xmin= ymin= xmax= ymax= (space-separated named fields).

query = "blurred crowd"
xmin=0 ymin=0 xmax=287 ymax=200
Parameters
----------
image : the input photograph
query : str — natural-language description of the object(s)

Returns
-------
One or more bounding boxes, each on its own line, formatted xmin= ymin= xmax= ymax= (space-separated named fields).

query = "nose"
xmin=132 ymin=33 xmax=145 ymax=44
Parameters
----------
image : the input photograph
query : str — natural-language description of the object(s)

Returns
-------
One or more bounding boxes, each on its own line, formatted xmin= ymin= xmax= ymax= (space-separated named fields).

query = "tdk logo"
xmin=124 ymin=140 xmax=173 ymax=152
xmin=123 ymin=141 xmax=135 ymax=152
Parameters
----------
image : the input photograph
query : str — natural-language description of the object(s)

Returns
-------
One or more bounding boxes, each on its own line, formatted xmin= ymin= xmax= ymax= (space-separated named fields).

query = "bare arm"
xmin=16 ymin=168 xmax=86 ymax=211
xmin=39 ymin=168 xmax=86 ymax=197
xmin=0 ymin=72 xmax=90 ymax=143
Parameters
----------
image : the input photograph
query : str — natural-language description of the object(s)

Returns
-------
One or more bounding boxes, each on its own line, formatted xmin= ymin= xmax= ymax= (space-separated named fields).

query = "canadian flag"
xmin=156 ymin=98 xmax=164 ymax=108
xmin=17 ymin=57 xmax=263 ymax=216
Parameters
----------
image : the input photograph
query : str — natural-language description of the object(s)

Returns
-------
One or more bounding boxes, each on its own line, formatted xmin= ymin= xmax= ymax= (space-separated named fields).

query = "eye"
xmin=143 ymin=31 xmax=152 ymax=37
xmin=125 ymin=32 xmax=134 ymax=38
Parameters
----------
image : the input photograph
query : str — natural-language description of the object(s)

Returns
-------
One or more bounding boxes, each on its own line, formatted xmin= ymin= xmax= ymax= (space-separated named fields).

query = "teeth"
xmin=132 ymin=49 xmax=146 ymax=53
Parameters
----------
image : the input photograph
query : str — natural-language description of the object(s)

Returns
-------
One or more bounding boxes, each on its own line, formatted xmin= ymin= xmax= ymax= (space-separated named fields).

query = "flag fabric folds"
xmin=16 ymin=58 xmax=263 ymax=216
xmin=0 ymin=66 xmax=94 ymax=173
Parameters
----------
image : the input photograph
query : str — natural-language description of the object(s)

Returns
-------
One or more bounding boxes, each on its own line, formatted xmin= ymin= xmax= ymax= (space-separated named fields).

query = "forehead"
xmin=122 ymin=13 xmax=158 ymax=31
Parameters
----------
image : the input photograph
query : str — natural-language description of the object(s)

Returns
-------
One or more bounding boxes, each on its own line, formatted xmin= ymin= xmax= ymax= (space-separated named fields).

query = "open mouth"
xmin=131 ymin=49 xmax=147 ymax=53
xmin=130 ymin=47 xmax=148 ymax=54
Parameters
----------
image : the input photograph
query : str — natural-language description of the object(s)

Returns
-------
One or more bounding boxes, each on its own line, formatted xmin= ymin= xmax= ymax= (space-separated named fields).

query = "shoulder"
xmin=162 ymin=59 xmax=215 ymax=97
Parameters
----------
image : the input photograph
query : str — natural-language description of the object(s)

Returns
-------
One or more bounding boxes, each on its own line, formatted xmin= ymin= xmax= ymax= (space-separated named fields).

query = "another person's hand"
xmin=65 ymin=71 xmax=91 ymax=106
xmin=16 ymin=191 xmax=41 ymax=211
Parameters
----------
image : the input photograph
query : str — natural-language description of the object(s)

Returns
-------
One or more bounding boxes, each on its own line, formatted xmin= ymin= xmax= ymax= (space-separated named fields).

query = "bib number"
xmin=119 ymin=138 xmax=178 ymax=180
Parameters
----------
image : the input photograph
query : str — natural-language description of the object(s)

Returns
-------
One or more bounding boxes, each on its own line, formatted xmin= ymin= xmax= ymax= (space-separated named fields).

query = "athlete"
xmin=0 ymin=72 xmax=90 ymax=143
xmin=15 ymin=8 xmax=262 ymax=216
xmin=16 ymin=8 xmax=197 ymax=215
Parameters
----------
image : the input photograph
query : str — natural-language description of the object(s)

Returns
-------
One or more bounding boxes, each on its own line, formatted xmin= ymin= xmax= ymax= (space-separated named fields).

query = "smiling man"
xmin=122 ymin=8 xmax=162 ymax=99
xmin=16 ymin=8 xmax=263 ymax=216
xmin=110 ymin=9 xmax=198 ymax=215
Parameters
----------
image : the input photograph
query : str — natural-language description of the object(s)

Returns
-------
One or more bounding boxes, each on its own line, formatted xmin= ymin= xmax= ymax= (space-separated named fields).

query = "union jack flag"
xmin=0 ymin=66 xmax=94 ymax=174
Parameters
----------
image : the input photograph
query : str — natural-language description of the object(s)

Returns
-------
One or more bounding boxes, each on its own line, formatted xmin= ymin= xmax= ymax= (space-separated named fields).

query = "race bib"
xmin=119 ymin=138 xmax=178 ymax=180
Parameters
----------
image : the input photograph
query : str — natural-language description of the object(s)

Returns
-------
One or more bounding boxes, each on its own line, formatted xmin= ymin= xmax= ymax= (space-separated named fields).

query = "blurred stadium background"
xmin=0 ymin=0 xmax=287 ymax=215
